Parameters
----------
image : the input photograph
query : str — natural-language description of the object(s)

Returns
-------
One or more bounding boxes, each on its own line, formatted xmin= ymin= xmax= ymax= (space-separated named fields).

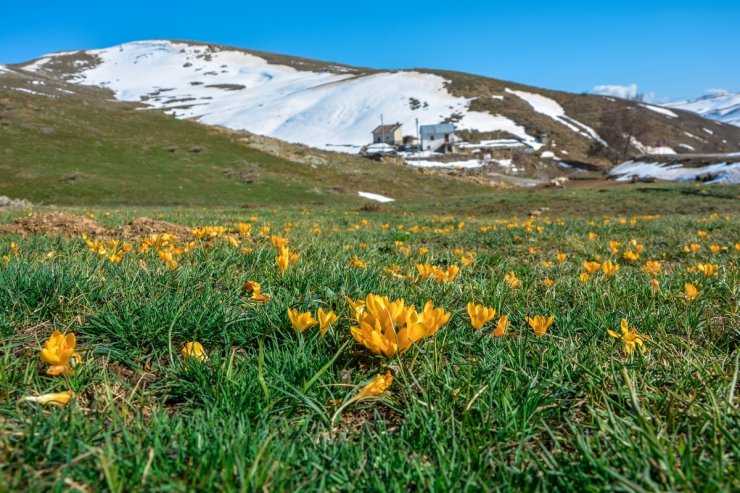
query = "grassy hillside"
xmin=0 ymin=72 xmax=486 ymax=207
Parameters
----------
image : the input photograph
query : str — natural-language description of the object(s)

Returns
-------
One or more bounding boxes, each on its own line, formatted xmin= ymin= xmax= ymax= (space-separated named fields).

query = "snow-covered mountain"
xmin=14 ymin=40 xmax=740 ymax=162
xmin=20 ymin=40 xmax=543 ymax=151
xmin=666 ymin=90 xmax=740 ymax=127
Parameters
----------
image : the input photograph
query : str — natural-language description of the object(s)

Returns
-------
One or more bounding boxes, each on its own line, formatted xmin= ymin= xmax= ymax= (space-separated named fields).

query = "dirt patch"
xmin=0 ymin=212 xmax=106 ymax=237
xmin=223 ymin=166 xmax=260 ymax=184
xmin=112 ymin=217 xmax=191 ymax=240
xmin=59 ymin=171 xmax=86 ymax=183
xmin=0 ymin=214 xmax=191 ymax=240
xmin=359 ymin=203 xmax=385 ymax=213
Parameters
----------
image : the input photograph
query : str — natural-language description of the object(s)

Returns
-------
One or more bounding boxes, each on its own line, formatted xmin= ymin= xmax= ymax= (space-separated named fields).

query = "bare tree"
xmin=589 ymin=106 xmax=652 ymax=165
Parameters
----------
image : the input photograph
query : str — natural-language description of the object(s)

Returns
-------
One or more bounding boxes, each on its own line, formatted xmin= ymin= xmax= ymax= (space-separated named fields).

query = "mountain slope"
xmin=0 ymin=63 xmax=487 ymax=206
xmin=16 ymin=40 xmax=740 ymax=167
xmin=666 ymin=90 xmax=740 ymax=127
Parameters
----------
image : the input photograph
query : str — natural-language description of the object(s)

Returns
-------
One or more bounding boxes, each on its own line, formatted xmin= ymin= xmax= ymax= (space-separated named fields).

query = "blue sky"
xmin=1 ymin=0 xmax=738 ymax=100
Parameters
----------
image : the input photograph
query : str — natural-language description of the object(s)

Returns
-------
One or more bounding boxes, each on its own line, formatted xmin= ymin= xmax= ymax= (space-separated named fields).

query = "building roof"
xmin=420 ymin=123 xmax=455 ymax=137
xmin=372 ymin=124 xmax=402 ymax=135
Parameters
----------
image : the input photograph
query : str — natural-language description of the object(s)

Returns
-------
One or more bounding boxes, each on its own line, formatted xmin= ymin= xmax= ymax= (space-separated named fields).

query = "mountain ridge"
xmin=13 ymin=39 xmax=740 ymax=167
xmin=665 ymin=90 xmax=740 ymax=127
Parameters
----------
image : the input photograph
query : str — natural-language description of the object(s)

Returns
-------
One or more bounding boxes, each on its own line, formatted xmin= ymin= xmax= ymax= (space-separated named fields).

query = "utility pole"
xmin=415 ymin=118 xmax=420 ymax=155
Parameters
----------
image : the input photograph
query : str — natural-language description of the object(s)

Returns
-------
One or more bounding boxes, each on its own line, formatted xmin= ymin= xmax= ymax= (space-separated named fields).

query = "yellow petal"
xmin=24 ymin=390 xmax=75 ymax=407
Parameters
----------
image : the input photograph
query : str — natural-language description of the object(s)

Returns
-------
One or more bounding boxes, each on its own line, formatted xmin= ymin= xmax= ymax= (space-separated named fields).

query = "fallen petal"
xmin=24 ymin=390 xmax=75 ymax=407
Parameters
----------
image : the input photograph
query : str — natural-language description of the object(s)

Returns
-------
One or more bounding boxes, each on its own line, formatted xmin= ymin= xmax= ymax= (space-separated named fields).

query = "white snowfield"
xmin=666 ymin=90 xmax=740 ymax=127
xmin=609 ymin=160 xmax=740 ymax=184
xmin=505 ymin=88 xmax=605 ymax=144
xmin=641 ymin=104 xmax=678 ymax=118
xmin=23 ymin=40 xmax=550 ymax=152
xmin=357 ymin=191 xmax=394 ymax=203
xmin=630 ymin=138 xmax=676 ymax=156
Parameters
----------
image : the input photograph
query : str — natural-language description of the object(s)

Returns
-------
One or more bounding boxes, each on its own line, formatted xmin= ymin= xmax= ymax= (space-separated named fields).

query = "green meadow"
xmin=0 ymin=186 xmax=738 ymax=491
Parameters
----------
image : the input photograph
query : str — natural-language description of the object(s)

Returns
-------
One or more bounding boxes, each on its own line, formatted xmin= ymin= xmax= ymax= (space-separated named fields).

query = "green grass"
xmin=0 ymin=88 xmax=484 ymax=206
xmin=0 ymin=188 xmax=738 ymax=491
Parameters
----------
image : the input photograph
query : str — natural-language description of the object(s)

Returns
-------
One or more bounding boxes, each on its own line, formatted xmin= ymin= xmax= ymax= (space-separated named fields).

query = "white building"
xmin=420 ymin=123 xmax=458 ymax=153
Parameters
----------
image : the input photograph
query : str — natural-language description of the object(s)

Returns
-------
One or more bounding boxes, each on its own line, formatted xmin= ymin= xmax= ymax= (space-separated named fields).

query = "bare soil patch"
xmin=112 ymin=217 xmax=191 ymax=240
xmin=0 ymin=213 xmax=191 ymax=240
xmin=0 ymin=212 xmax=106 ymax=237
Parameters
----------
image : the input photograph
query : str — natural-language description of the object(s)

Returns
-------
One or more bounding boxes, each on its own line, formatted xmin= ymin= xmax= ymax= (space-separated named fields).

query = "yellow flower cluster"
xmin=417 ymin=264 xmax=460 ymax=283
xmin=349 ymin=294 xmax=451 ymax=358
xmin=83 ymin=235 xmax=133 ymax=264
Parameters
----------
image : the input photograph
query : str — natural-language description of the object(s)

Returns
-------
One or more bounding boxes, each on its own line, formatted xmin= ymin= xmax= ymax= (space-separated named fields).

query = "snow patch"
xmin=22 ymin=56 xmax=55 ymax=73
xmin=405 ymin=159 xmax=483 ymax=169
xmin=641 ymin=104 xmax=678 ymax=118
xmin=609 ymin=161 xmax=740 ymax=184
xmin=12 ymin=87 xmax=51 ymax=97
xmin=505 ymin=88 xmax=605 ymax=144
xmin=358 ymin=191 xmax=395 ymax=202
xmin=647 ymin=146 xmax=676 ymax=155
xmin=458 ymin=139 xmax=526 ymax=150
xmin=631 ymin=138 xmax=676 ymax=156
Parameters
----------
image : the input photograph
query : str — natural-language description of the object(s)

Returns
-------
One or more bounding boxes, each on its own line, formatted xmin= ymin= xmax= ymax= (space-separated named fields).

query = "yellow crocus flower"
xmin=643 ymin=261 xmax=661 ymax=275
xmin=40 ymin=331 xmax=80 ymax=376
xmin=349 ymin=256 xmax=368 ymax=269
xmin=601 ymin=260 xmax=620 ymax=278
xmin=275 ymin=252 xmax=290 ymax=274
xmin=349 ymin=294 xmax=450 ymax=358
xmin=695 ymin=263 xmax=719 ymax=277
xmin=683 ymin=283 xmax=699 ymax=301
xmin=526 ymin=315 xmax=554 ymax=336
xmin=287 ymin=308 xmax=318 ymax=333
xmin=181 ymin=341 xmax=208 ymax=362
xmin=317 ymin=308 xmax=338 ymax=336
xmin=466 ymin=302 xmax=497 ymax=330
xmin=608 ymin=319 xmax=647 ymax=355
xmin=493 ymin=315 xmax=510 ymax=337
xmin=504 ymin=272 xmax=522 ymax=289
